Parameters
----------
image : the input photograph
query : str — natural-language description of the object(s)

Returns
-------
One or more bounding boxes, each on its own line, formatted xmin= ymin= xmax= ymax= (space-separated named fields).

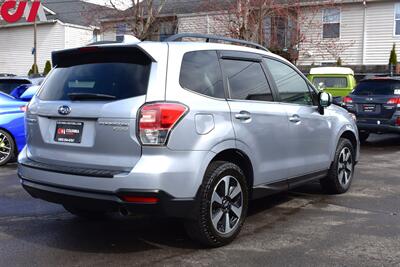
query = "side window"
xmin=264 ymin=58 xmax=313 ymax=106
xmin=179 ymin=51 xmax=224 ymax=98
xmin=221 ymin=59 xmax=273 ymax=102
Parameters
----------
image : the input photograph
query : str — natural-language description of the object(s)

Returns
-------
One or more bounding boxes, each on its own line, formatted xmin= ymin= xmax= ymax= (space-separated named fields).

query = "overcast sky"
xmin=84 ymin=0 xmax=132 ymax=10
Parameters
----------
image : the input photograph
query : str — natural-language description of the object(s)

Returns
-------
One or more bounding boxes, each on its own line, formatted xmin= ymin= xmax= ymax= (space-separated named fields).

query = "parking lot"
xmin=0 ymin=134 xmax=399 ymax=266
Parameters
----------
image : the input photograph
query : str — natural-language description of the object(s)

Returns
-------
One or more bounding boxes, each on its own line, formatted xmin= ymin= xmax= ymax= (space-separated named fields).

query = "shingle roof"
xmin=101 ymin=0 xmax=368 ymax=21
xmin=0 ymin=0 xmax=114 ymax=27
xmin=43 ymin=0 xmax=114 ymax=27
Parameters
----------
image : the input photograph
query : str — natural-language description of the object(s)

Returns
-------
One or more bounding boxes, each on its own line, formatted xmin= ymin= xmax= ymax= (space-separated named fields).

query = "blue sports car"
xmin=0 ymin=86 xmax=39 ymax=165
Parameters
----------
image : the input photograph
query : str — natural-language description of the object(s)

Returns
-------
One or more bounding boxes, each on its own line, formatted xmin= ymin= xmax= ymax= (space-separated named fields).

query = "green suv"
xmin=308 ymin=67 xmax=356 ymax=97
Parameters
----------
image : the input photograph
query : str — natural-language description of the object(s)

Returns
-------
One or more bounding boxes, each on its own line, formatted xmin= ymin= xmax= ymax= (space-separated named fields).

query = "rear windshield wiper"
xmin=68 ymin=93 xmax=117 ymax=101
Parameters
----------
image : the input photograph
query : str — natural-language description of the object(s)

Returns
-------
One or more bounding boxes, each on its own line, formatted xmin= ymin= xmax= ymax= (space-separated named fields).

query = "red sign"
xmin=0 ymin=1 xmax=41 ymax=23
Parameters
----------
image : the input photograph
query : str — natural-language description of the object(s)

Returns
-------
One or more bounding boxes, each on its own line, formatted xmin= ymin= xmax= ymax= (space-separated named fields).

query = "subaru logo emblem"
xmin=58 ymin=105 xmax=71 ymax=115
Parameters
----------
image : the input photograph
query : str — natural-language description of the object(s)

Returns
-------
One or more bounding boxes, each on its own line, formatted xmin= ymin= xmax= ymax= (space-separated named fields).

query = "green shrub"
xmin=43 ymin=60 xmax=52 ymax=76
xmin=28 ymin=63 xmax=39 ymax=76
xmin=389 ymin=43 xmax=398 ymax=65
xmin=336 ymin=57 xmax=342 ymax=66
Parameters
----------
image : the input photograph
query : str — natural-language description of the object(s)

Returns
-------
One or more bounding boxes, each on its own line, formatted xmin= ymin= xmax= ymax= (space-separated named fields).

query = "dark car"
xmin=343 ymin=77 xmax=400 ymax=142
xmin=0 ymin=73 xmax=16 ymax=77
xmin=0 ymin=77 xmax=44 ymax=98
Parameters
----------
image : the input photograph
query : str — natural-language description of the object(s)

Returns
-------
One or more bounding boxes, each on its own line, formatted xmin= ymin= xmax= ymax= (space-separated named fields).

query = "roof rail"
xmin=165 ymin=33 xmax=269 ymax=52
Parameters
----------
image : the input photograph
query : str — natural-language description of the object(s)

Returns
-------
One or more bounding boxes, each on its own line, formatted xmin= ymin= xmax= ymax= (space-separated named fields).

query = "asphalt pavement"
xmin=0 ymin=134 xmax=399 ymax=266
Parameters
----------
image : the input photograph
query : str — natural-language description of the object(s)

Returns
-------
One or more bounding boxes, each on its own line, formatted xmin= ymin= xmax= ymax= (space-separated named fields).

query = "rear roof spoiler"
xmin=52 ymin=45 xmax=155 ymax=67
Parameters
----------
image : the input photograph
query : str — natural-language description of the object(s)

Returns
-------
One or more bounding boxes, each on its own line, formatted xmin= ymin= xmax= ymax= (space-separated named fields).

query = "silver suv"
xmin=18 ymin=34 xmax=359 ymax=247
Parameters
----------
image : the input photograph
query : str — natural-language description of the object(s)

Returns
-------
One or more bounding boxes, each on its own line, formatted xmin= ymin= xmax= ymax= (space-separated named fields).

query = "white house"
xmin=100 ymin=0 xmax=400 ymax=68
xmin=296 ymin=0 xmax=400 ymax=67
xmin=0 ymin=0 xmax=111 ymax=76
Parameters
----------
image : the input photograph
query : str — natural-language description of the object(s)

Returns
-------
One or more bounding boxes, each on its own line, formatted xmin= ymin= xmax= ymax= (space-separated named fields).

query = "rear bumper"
xmin=18 ymin=146 xmax=215 ymax=219
xmin=20 ymin=174 xmax=198 ymax=219
xmin=357 ymin=123 xmax=400 ymax=134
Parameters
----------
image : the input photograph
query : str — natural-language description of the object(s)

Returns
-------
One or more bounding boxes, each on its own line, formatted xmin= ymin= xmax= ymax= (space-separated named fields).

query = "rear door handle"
xmin=235 ymin=111 xmax=251 ymax=120
xmin=289 ymin=114 xmax=301 ymax=123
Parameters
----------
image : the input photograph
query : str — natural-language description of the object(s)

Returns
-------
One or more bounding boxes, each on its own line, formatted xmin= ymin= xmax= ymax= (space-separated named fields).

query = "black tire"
xmin=320 ymin=138 xmax=355 ymax=194
xmin=63 ymin=205 xmax=107 ymax=220
xmin=184 ymin=161 xmax=249 ymax=247
xmin=0 ymin=129 xmax=15 ymax=166
xmin=359 ymin=132 xmax=370 ymax=143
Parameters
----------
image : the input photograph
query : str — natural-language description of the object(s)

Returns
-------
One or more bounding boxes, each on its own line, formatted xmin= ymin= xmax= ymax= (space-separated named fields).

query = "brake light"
xmin=387 ymin=98 xmax=400 ymax=105
xmin=138 ymin=102 xmax=188 ymax=145
xmin=396 ymin=117 xmax=400 ymax=126
xmin=343 ymin=97 xmax=353 ymax=104
xmin=78 ymin=46 xmax=99 ymax=53
xmin=20 ymin=105 xmax=27 ymax=112
xmin=120 ymin=196 xmax=159 ymax=204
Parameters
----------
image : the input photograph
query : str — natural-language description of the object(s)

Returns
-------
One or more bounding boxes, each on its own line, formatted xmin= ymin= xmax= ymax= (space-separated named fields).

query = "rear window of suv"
xmin=353 ymin=79 xmax=400 ymax=96
xmin=39 ymin=48 xmax=151 ymax=101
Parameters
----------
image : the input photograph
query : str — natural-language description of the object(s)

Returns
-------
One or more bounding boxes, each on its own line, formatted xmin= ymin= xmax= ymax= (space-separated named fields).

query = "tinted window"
xmin=264 ymin=58 xmax=313 ymax=105
xmin=222 ymin=60 xmax=273 ymax=101
xmin=313 ymin=77 xmax=348 ymax=88
xmin=353 ymin=80 xmax=400 ymax=96
xmin=0 ymin=79 xmax=31 ymax=94
xmin=180 ymin=51 xmax=224 ymax=98
xmin=39 ymin=51 xmax=150 ymax=101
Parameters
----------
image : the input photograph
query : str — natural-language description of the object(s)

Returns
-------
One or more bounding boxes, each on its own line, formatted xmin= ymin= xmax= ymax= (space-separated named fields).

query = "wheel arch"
xmin=209 ymin=148 xmax=254 ymax=198
xmin=340 ymin=131 xmax=357 ymax=148
xmin=337 ymin=129 xmax=358 ymax=161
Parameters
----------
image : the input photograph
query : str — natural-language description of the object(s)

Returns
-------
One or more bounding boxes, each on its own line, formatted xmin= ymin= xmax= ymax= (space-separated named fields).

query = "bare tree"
xmin=207 ymin=0 xmax=349 ymax=64
xmin=109 ymin=0 xmax=166 ymax=40
xmin=85 ymin=0 xmax=169 ymax=41
xmin=295 ymin=2 xmax=355 ymax=65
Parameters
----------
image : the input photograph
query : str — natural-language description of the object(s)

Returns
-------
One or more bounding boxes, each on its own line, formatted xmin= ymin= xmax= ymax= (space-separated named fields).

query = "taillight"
xmin=138 ymin=102 xmax=188 ymax=146
xmin=343 ymin=96 xmax=353 ymax=104
xmin=387 ymin=98 xmax=400 ymax=105
xmin=20 ymin=105 xmax=27 ymax=112
xmin=396 ymin=117 xmax=400 ymax=126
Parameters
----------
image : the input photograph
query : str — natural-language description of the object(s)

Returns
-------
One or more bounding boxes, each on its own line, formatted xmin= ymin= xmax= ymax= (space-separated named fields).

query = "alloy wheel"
xmin=210 ymin=175 xmax=243 ymax=235
xmin=337 ymin=147 xmax=353 ymax=187
xmin=0 ymin=132 xmax=12 ymax=163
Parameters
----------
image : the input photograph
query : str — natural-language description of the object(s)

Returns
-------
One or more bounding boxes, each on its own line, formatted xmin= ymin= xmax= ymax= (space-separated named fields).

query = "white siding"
xmin=364 ymin=1 xmax=400 ymax=65
xmin=64 ymin=25 xmax=94 ymax=49
xmin=298 ymin=3 xmax=364 ymax=66
xmin=101 ymin=21 xmax=116 ymax=41
xmin=177 ymin=13 xmax=229 ymax=36
xmin=0 ymin=22 xmax=65 ymax=76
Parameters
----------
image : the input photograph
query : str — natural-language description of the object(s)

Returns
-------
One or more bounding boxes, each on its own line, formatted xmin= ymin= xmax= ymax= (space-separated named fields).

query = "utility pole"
xmin=33 ymin=15 xmax=37 ymax=74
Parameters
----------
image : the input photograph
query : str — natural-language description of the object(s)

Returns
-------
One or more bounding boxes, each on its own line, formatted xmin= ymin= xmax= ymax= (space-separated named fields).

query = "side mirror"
xmin=317 ymin=82 xmax=326 ymax=91
xmin=319 ymin=92 xmax=332 ymax=108
xmin=318 ymin=92 xmax=332 ymax=115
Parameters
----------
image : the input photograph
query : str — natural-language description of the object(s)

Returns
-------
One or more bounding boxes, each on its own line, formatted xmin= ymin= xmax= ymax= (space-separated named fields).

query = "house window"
xmin=323 ymin=8 xmax=340 ymax=38
xmin=116 ymin=23 xmax=128 ymax=41
xmin=159 ymin=20 xmax=176 ymax=41
xmin=395 ymin=4 xmax=400 ymax=35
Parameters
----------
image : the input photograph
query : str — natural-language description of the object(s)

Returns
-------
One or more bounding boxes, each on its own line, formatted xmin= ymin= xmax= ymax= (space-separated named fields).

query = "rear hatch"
xmin=25 ymin=46 xmax=153 ymax=171
xmin=347 ymin=79 xmax=400 ymax=122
